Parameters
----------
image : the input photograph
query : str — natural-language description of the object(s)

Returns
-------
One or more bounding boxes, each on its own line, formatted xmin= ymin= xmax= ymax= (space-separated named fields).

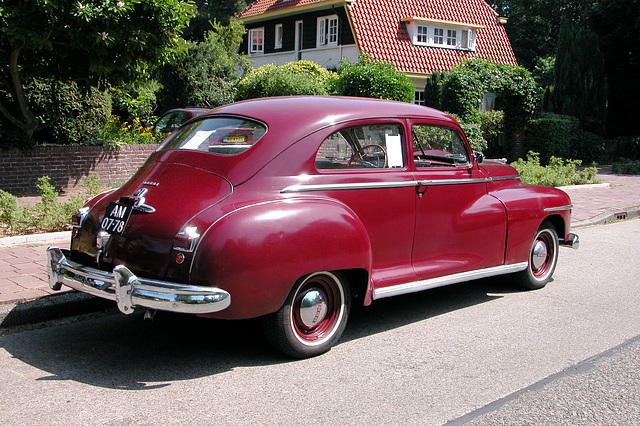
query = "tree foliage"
xmin=182 ymin=0 xmax=248 ymax=41
xmin=0 ymin=0 xmax=195 ymax=140
xmin=552 ymin=22 xmax=607 ymax=136
xmin=332 ymin=56 xmax=414 ymax=103
xmin=157 ymin=19 xmax=250 ymax=110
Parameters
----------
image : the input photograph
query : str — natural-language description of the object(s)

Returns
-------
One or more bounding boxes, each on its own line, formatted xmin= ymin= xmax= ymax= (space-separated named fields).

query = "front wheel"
xmin=261 ymin=271 xmax=351 ymax=358
xmin=512 ymin=221 xmax=559 ymax=290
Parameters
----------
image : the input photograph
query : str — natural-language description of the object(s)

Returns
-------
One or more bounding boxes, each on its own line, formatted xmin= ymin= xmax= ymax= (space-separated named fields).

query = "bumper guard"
xmin=47 ymin=247 xmax=230 ymax=315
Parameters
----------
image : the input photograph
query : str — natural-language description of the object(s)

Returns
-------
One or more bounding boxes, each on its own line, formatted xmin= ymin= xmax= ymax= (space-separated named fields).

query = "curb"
xmin=572 ymin=207 xmax=640 ymax=229
xmin=0 ymin=231 xmax=71 ymax=246
xmin=0 ymin=291 xmax=114 ymax=330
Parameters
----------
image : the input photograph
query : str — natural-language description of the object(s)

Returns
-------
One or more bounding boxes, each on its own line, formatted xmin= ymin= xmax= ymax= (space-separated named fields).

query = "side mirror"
xmin=475 ymin=152 xmax=484 ymax=164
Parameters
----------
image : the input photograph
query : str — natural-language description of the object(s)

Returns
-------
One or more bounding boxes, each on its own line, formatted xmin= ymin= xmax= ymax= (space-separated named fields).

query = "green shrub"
xmin=92 ymin=115 xmax=159 ymax=146
xmin=0 ymin=174 xmax=102 ymax=235
xmin=612 ymin=159 xmax=640 ymax=175
xmin=607 ymin=136 xmax=640 ymax=161
xmin=524 ymin=113 xmax=604 ymax=164
xmin=236 ymin=61 xmax=332 ymax=100
xmin=511 ymin=151 xmax=601 ymax=187
xmin=332 ymin=56 xmax=414 ymax=102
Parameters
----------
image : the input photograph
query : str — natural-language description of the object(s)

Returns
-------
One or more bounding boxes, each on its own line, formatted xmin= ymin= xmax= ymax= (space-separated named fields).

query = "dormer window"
xmin=402 ymin=18 xmax=481 ymax=51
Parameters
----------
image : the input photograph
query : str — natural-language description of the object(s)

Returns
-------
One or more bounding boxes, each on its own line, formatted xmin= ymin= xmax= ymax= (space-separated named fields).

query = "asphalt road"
xmin=0 ymin=219 xmax=638 ymax=425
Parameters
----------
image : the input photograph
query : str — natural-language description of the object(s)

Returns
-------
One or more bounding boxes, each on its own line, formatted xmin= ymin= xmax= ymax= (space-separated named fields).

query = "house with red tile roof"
xmin=237 ymin=0 xmax=518 ymax=103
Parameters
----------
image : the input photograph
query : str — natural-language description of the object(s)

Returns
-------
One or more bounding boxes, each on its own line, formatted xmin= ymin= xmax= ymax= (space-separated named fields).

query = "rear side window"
xmin=316 ymin=124 xmax=404 ymax=170
xmin=158 ymin=117 xmax=266 ymax=155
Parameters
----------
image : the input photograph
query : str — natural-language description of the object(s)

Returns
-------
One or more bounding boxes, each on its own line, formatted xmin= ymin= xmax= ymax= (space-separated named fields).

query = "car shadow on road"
xmin=0 ymin=275 xmax=521 ymax=390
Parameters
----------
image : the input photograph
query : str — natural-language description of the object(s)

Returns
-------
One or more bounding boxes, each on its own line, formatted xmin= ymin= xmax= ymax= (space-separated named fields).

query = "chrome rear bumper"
xmin=47 ymin=247 xmax=230 ymax=315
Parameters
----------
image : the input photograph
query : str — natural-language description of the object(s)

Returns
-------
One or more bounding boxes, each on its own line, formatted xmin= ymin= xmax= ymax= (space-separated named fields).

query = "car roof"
xmin=204 ymin=96 xmax=456 ymax=130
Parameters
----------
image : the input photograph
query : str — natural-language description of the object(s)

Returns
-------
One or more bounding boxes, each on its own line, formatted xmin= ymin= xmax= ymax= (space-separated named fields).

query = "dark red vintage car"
xmin=48 ymin=97 xmax=579 ymax=358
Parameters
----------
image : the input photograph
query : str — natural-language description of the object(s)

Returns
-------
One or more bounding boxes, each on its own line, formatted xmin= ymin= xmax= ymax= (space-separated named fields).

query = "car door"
xmin=410 ymin=121 xmax=507 ymax=281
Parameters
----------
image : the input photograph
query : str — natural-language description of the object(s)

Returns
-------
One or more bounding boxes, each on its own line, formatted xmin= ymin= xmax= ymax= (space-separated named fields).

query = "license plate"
xmin=101 ymin=202 xmax=133 ymax=235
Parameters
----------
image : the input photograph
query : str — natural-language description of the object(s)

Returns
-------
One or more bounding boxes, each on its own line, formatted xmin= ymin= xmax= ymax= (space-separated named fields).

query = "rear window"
xmin=158 ymin=117 xmax=266 ymax=155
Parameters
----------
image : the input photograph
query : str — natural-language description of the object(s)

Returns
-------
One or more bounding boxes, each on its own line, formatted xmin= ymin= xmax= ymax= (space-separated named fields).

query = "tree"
xmin=490 ymin=0 xmax=596 ymax=70
xmin=157 ymin=19 xmax=250 ymax=110
xmin=0 ymin=0 xmax=195 ymax=140
xmin=182 ymin=0 xmax=248 ymax=41
xmin=552 ymin=22 xmax=607 ymax=136
xmin=591 ymin=0 xmax=640 ymax=137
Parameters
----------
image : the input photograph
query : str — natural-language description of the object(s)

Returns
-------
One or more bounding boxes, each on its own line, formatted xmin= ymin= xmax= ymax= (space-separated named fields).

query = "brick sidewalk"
xmin=1 ymin=171 xmax=639 ymax=306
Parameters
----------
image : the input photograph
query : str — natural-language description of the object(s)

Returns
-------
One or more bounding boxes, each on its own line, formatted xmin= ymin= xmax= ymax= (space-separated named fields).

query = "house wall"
xmin=248 ymin=45 xmax=359 ymax=69
xmin=243 ymin=6 xmax=356 ymax=65
xmin=0 ymin=144 xmax=158 ymax=194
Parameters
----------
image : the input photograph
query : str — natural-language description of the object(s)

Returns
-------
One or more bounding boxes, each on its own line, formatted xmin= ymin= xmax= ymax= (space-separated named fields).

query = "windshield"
xmin=158 ymin=117 xmax=267 ymax=156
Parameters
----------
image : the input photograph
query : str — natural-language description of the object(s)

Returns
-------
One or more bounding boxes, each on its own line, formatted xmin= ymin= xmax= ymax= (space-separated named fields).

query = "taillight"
xmin=71 ymin=207 xmax=90 ymax=238
xmin=172 ymin=226 xmax=200 ymax=252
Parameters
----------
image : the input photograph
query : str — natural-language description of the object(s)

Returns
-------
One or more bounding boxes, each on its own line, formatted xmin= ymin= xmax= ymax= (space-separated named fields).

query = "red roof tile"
xmin=239 ymin=0 xmax=518 ymax=75
xmin=348 ymin=0 xmax=517 ymax=74
xmin=238 ymin=0 xmax=326 ymax=18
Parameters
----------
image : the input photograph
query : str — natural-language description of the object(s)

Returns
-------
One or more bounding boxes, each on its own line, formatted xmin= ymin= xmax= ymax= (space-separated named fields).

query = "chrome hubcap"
xmin=298 ymin=289 xmax=328 ymax=330
xmin=532 ymin=240 xmax=548 ymax=270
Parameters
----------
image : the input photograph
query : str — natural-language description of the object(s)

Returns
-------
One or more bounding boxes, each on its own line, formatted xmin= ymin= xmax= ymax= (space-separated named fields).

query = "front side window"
xmin=412 ymin=124 xmax=469 ymax=167
xmin=316 ymin=124 xmax=404 ymax=170
xmin=249 ymin=28 xmax=264 ymax=54
xmin=159 ymin=117 xmax=267 ymax=156
xmin=318 ymin=15 xmax=338 ymax=46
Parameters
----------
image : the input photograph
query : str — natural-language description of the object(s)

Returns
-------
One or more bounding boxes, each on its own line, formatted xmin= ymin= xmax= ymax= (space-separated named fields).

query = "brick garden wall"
xmin=0 ymin=144 xmax=159 ymax=194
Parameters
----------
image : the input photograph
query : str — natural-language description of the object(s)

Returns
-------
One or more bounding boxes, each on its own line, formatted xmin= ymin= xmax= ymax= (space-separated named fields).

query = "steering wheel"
xmin=348 ymin=144 xmax=388 ymax=168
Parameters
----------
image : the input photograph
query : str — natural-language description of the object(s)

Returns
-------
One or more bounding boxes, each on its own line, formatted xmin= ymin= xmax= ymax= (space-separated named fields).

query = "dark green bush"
xmin=607 ymin=136 xmax=640 ymax=161
xmin=332 ymin=56 xmax=414 ymax=102
xmin=524 ymin=113 xmax=604 ymax=164
xmin=612 ymin=158 xmax=640 ymax=174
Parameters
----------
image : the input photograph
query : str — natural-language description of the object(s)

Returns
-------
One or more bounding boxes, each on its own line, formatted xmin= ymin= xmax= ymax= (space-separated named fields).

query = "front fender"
xmin=190 ymin=198 xmax=372 ymax=319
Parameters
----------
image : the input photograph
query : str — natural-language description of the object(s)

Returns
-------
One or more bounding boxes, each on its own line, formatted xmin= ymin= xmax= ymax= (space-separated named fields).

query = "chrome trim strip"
xmin=416 ymin=177 xmax=489 ymax=186
xmin=281 ymin=181 xmax=419 ymax=193
xmin=282 ymin=177 xmax=492 ymax=193
xmin=372 ymin=262 xmax=528 ymax=300
xmin=47 ymin=247 xmax=230 ymax=315
xmin=490 ymin=175 xmax=520 ymax=181
xmin=544 ymin=205 xmax=573 ymax=212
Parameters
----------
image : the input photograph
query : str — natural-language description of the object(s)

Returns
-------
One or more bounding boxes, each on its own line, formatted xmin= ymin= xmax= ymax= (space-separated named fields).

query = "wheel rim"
xmin=290 ymin=272 xmax=345 ymax=345
xmin=530 ymin=229 xmax=557 ymax=281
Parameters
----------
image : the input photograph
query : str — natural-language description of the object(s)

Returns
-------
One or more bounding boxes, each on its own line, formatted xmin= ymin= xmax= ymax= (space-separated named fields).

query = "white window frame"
xmin=416 ymin=25 xmax=428 ymax=43
xmin=433 ymin=28 xmax=444 ymax=45
xmin=274 ymin=24 xmax=283 ymax=49
xmin=447 ymin=29 xmax=457 ymax=46
xmin=318 ymin=15 xmax=339 ymax=46
xmin=404 ymin=18 xmax=479 ymax=51
xmin=249 ymin=27 xmax=264 ymax=54
xmin=414 ymin=89 xmax=425 ymax=105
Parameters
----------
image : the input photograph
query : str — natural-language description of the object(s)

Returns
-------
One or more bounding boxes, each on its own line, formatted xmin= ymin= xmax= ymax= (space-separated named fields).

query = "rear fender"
xmin=190 ymin=198 xmax=372 ymax=319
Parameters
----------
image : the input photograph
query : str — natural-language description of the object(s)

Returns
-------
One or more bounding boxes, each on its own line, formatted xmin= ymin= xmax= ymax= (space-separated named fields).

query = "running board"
xmin=373 ymin=263 xmax=528 ymax=300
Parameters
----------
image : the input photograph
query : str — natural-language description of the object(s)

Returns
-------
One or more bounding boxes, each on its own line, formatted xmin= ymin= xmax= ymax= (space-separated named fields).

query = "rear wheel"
xmin=261 ymin=271 xmax=350 ymax=358
xmin=512 ymin=221 xmax=559 ymax=290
